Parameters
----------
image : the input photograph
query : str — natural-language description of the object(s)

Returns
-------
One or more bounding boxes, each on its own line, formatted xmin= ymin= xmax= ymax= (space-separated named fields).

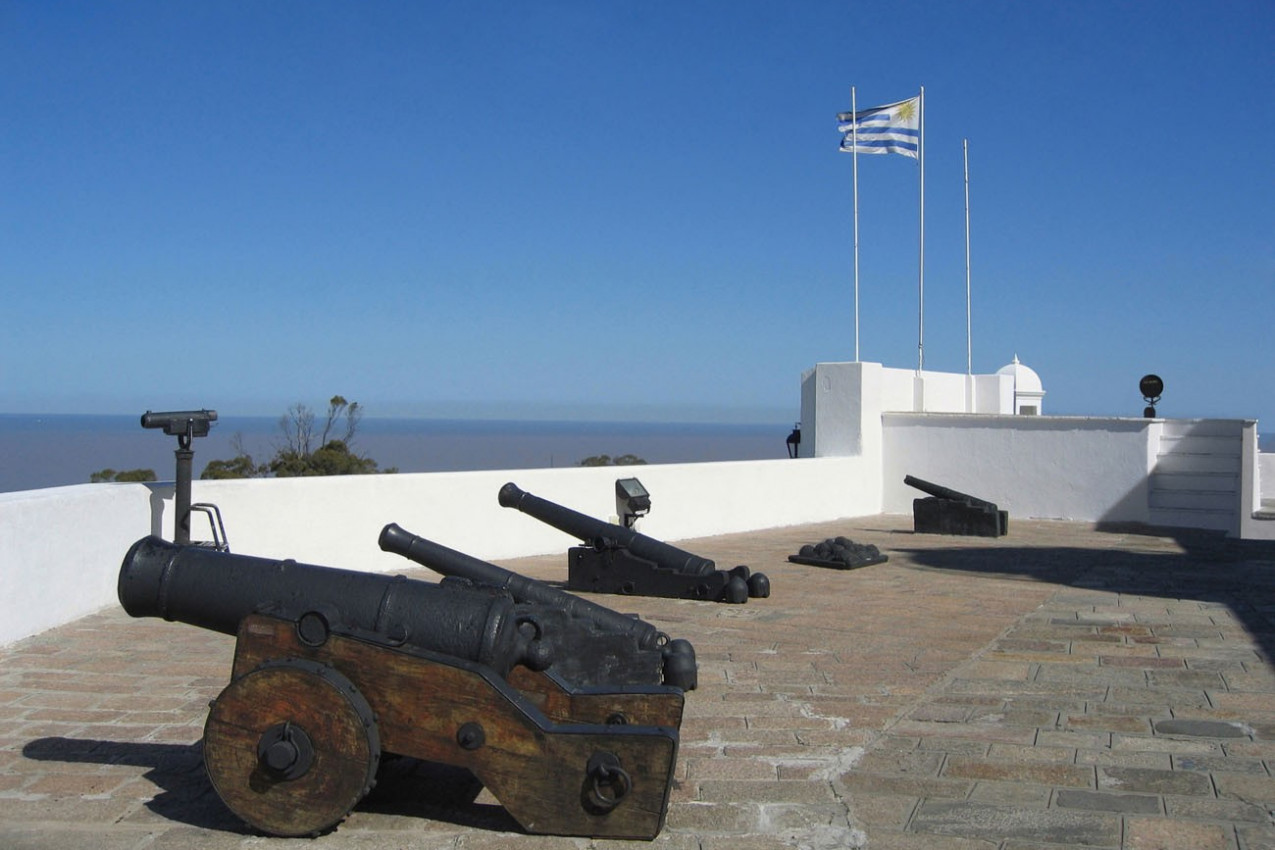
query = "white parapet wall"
xmin=5 ymin=358 xmax=1266 ymax=647
xmin=0 ymin=484 xmax=159 ymax=647
xmin=0 ymin=455 xmax=876 ymax=647
xmin=172 ymin=457 xmax=877 ymax=568
xmin=798 ymin=360 xmax=1265 ymax=533
xmin=1240 ymin=426 xmax=1275 ymax=540
xmin=881 ymin=413 xmax=1158 ymax=524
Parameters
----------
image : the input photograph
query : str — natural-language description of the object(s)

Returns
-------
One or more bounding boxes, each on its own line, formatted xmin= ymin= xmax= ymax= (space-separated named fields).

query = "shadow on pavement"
xmin=21 ymin=737 xmax=243 ymax=832
xmin=886 ymin=524 xmax=1275 ymax=669
xmin=21 ymin=737 xmax=521 ymax=835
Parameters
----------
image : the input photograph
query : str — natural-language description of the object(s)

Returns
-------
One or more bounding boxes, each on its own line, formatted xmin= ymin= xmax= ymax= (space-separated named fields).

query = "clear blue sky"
xmin=3 ymin=1 xmax=1272 ymax=425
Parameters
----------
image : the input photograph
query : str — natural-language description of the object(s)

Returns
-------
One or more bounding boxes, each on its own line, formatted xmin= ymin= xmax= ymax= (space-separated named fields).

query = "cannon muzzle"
xmin=118 ymin=535 xmax=550 ymax=676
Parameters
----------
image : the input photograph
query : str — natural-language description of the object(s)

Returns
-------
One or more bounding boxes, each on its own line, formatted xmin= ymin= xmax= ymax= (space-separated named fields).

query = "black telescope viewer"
xmin=140 ymin=408 xmax=218 ymax=544
xmin=497 ymin=482 xmax=770 ymax=604
xmin=140 ymin=408 xmax=217 ymax=442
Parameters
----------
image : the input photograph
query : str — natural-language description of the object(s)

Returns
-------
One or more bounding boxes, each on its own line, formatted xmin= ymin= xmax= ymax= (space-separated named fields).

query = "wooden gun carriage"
xmin=117 ymin=534 xmax=691 ymax=839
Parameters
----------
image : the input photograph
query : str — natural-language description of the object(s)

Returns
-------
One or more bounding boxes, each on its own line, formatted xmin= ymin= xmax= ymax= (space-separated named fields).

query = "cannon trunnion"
xmin=498 ymin=481 xmax=771 ymax=604
xmin=118 ymin=536 xmax=687 ymax=839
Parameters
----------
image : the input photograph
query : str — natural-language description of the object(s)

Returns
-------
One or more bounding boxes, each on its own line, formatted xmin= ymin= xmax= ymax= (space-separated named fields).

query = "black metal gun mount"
xmin=497 ymin=481 xmax=770 ymax=604
xmin=118 ymin=535 xmax=689 ymax=840
xmin=140 ymin=408 xmax=221 ymax=546
xmin=904 ymin=474 xmax=1008 ymax=537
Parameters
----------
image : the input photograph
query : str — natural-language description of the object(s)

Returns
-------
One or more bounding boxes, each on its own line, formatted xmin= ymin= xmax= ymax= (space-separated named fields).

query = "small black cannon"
xmin=498 ymin=481 xmax=770 ymax=603
xmin=118 ymin=536 xmax=687 ymax=840
xmin=904 ymin=474 xmax=1008 ymax=537
xmin=378 ymin=522 xmax=697 ymax=691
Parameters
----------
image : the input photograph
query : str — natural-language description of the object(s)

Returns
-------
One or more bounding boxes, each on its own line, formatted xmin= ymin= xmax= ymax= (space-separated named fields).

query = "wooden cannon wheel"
xmin=203 ymin=658 xmax=381 ymax=837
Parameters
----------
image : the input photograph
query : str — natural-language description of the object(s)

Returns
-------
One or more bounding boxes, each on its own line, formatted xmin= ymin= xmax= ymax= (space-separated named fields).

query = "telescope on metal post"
xmin=140 ymin=409 xmax=217 ymax=544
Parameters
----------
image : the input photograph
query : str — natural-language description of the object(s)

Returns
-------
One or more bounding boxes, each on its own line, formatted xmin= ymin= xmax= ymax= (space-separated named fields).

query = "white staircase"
xmin=1148 ymin=420 xmax=1243 ymax=534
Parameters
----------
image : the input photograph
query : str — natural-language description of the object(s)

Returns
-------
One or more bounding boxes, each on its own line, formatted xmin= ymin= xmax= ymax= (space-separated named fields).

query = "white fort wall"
xmin=4 ymin=359 xmax=1269 ymax=647
xmin=0 ymin=484 xmax=155 ymax=648
xmin=1261 ymin=451 xmax=1274 ymax=504
xmin=0 ymin=455 xmax=874 ymax=647
xmin=881 ymin=414 xmax=1157 ymax=524
xmin=801 ymin=360 xmax=1268 ymax=535
xmin=171 ymin=457 xmax=876 ymax=568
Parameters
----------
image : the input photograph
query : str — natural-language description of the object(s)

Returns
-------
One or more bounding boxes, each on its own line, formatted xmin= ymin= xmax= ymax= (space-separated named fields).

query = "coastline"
xmin=0 ymin=414 xmax=793 ymax=494
xmin=2 ymin=413 xmax=1268 ymax=496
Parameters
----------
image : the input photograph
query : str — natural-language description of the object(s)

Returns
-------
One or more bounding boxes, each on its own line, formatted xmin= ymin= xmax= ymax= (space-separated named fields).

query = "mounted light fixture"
xmin=1140 ymin=374 xmax=1163 ymax=418
xmin=615 ymin=478 xmax=650 ymax=529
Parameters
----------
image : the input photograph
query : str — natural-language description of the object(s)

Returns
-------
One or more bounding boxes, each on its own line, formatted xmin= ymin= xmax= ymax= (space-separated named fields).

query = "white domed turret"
xmin=996 ymin=355 xmax=1045 ymax=415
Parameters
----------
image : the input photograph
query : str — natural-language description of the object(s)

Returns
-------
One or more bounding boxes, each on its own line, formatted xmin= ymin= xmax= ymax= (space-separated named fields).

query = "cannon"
xmin=378 ymin=522 xmax=697 ymax=691
xmin=904 ymin=474 xmax=1008 ymax=537
xmin=498 ymin=481 xmax=770 ymax=604
xmin=118 ymin=535 xmax=687 ymax=839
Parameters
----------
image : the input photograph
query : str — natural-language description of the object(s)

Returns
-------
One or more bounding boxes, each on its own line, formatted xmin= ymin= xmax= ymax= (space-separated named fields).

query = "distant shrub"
xmin=199 ymin=395 xmax=396 ymax=479
xmin=579 ymin=454 xmax=648 ymax=467
xmin=91 ymin=468 xmax=157 ymax=483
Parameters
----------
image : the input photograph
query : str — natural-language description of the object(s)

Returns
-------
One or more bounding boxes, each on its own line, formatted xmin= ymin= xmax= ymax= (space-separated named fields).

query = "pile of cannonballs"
xmin=792 ymin=536 xmax=886 ymax=569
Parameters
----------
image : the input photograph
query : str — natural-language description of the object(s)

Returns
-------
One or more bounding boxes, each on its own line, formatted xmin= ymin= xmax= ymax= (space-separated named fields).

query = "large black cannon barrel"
xmin=904 ymin=474 xmax=990 ymax=507
xmin=498 ymin=482 xmax=715 ymax=576
xmin=118 ymin=535 xmax=542 ymax=676
xmin=378 ymin=523 xmax=666 ymax=651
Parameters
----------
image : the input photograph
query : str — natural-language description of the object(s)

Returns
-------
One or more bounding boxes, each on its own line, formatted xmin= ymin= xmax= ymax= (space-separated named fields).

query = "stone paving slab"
xmin=2 ymin=516 xmax=1274 ymax=849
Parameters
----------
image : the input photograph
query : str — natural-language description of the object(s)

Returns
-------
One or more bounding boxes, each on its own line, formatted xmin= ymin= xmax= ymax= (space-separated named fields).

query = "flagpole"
xmin=852 ymin=87 xmax=860 ymax=362
xmin=964 ymin=138 xmax=972 ymax=375
xmin=917 ymin=85 xmax=925 ymax=371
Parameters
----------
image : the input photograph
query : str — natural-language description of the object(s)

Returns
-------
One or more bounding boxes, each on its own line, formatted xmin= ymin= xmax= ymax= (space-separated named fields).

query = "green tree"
xmin=91 ymin=468 xmax=157 ymax=483
xmin=200 ymin=454 xmax=265 ymax=480
xmin=200 ymin=396 xmax=396 ymax=479
xmin=200 ymin=433 xmax=267 ymax=480
xmin=269 ymin=439 xmax=390 ymax=477
xmin=579 ymin=453 xmax=647 ymax=467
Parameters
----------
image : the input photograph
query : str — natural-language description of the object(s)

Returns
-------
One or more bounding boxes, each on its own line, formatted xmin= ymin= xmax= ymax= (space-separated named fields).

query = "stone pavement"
xmin=2 ymin=516 xmax=1274 ymax=849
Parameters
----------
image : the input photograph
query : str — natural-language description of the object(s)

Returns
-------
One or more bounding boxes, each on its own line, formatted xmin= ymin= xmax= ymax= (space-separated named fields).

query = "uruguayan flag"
xmin=838 ymin=96 xmax=920 ymax=158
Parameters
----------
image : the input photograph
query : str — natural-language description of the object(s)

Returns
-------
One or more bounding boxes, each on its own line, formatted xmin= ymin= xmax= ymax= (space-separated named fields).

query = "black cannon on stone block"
xmin=497 ymin=481 xmax=770 ymax=604
xmin=117 ymin=535 xmax=688 ymax=840
xmin=905 ymin=474 xmax=1008 ymax=537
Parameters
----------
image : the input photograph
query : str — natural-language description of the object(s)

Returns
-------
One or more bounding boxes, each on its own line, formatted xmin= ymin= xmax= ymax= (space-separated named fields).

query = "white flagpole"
xmin=917 ymin=86 xmax=925 ymax=371
xmin=852 ymin=87 xmax=860 ymax=362
xmin=964 ymin=138 xmax=972 ymax=375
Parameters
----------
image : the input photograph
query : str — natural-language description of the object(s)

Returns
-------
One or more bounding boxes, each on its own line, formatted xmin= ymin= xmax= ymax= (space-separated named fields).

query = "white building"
xmin=997 ymin=355 xmax=1045 ymax=415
